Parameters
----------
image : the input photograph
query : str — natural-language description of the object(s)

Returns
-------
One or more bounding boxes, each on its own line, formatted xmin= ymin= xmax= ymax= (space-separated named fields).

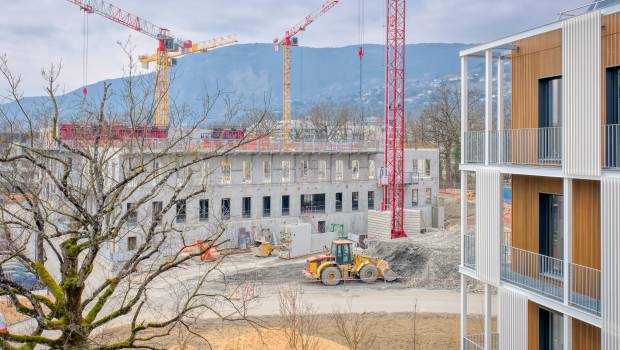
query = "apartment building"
xmin=99 ymin=138 xmax=440 ymax=263
xmin=459 ymin=3 xmax=620 ymax=349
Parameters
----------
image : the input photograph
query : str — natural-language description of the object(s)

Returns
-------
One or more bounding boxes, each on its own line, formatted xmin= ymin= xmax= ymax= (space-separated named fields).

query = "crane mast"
xmin=383 ymin=0 xmax=407 ymax=239
xmin=65 ymin=0 xmax=236 ymax=130
xmin=274 ymin=0 xmax=340 ymax=142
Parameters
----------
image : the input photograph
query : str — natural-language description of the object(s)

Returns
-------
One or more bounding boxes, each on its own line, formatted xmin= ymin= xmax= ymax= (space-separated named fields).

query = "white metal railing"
xmin=498 ymin=127 xmax=562 ymax=166
xmin=569 ymin=262 xmax=601 ymax=316
xmin=464 ymin=128 xmax=562 ymax=167
xmin=604 ymin=124 xmax=620 ymax=169
xmin=500 ymin=245 xmax=564 ymax=301
xmin=464 ymin=130 xmax=486 ymax=163
xmin=464 ymin=233 xmax=476 ymax=269
xmin=463 ymin=334 xmax=499 ymax=350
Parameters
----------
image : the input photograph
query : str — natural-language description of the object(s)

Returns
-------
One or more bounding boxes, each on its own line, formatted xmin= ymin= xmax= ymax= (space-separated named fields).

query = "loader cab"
xmin=331 ymin=240 xmax=353 ymax=265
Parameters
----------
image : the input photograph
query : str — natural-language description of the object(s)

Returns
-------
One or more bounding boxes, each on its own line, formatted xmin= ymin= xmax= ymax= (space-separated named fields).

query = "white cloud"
xmin=0 ymin=0 xmax=584 ymax=96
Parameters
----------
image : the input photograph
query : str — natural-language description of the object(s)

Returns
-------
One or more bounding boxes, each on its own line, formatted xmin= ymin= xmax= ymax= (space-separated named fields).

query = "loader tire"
xmin=359 ymin=264 xmax=378 ymax=283
xmin=321 ymin=266 xmax=341 ymax=286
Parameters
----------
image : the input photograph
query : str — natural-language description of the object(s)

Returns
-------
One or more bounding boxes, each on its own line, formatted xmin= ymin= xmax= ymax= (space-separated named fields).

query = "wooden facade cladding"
xmin=602 ymin=12 xmax=620 ymax=122
xmin=528 ymin=301 xmax=540 ymax=350
xmin=511 ymin=175 xmax=563 ymax=252
xmin=574 ymin=318 xmax=602 ymax=350
xmin=572 ymin=180 xmax=601 ymax=270
xmin=511 ymin=30 xmax=562 ymax=129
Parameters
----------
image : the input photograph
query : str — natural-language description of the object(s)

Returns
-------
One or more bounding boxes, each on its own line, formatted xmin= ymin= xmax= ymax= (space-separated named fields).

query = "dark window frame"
xmin=152 ymin=201 xmax=163 ymax=225
xmin=368 ymin=191 xmax=375 ymax=210
xmin=175 ymin=199 xmax=187 ymax=223
xmin=199 ymin=199 xmax=209 ymax=221
xmin=221 ymin=198 xmax=231 ymax=220
xmin=335 ymin=192 xmax=343 ymax=212
xmin=242 ymin=197 xmax=252 ymax=218
xmin=352 ymin=192 xmax=359 ymax=211
xmin=281 ymin=195 xmax=290 ymax=216
xmin=263 ymin=196 xmax=271 ymax=217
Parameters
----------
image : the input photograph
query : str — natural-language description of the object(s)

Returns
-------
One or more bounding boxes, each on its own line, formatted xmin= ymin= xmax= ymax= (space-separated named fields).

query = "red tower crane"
xmin=382 ymin=0 xmax=407 ymax=239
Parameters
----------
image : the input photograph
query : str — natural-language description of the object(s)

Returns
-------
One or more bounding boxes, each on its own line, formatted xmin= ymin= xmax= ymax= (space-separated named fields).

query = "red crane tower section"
xmin=383 ymin=0 xmax=407 ymax=239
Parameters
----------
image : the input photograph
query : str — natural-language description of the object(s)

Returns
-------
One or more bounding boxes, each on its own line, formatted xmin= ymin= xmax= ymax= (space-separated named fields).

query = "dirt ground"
xmin=99 ymin=312 xmax=490 ymax=350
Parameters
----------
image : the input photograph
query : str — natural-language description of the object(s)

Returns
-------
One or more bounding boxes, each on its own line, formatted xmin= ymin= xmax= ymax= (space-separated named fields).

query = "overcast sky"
xmin=1 ymin=0 xmax=584 ymax=96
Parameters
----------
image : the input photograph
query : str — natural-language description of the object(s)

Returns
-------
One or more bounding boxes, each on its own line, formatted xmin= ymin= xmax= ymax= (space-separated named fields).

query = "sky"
xmin=0 ymin=0 xmax=586 ymax=97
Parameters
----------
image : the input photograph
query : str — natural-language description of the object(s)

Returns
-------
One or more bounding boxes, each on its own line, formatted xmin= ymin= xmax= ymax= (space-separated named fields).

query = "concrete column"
xmin=461 ymin=171 xmax=468 ymax=266
xmin=497 ymin=56 xmax=504 ymax=163
xmin=460 ymin=274 xmax=468 ymax=349
xmin=563 ymin=315 xmax=573 ymax=350
xmin=563 ymin=177 xmax=573 ymax=305
xmin=461 ymin=56 xmax=469 ymax=164
xmin=484 ymin=283 xmax=492 ymax=350
xmin=485 ymin=49 xmax=493 ymax=166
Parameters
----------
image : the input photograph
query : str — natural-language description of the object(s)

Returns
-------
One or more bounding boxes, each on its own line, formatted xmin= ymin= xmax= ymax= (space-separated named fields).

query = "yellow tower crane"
xmin=274 ymin=0 xmax=340 ymax=141
xmin=139 ymin=35 xmax=238 ymax=129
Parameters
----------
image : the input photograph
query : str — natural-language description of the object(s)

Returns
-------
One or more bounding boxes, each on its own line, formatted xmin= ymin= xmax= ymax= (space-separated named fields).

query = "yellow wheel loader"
xmin=303 ymin=239 xmax=397 ymax=286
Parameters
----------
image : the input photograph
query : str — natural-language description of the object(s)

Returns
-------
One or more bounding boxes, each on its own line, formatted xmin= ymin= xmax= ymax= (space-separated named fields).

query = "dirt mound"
xmin=223 ymin=329 xmax=347 ymax=350
xmin=365 ymin=229 xmax=460 ymax=289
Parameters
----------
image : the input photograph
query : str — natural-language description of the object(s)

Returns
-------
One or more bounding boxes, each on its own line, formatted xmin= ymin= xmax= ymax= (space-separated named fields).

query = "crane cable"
xmin=82 ymin=11 xmax=90 ymax=95
xmin=358 ymin=0 xmax=365 ymax=122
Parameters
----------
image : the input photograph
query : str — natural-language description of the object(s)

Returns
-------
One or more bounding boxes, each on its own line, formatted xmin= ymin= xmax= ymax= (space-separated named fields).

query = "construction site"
xmin=0 ymin=0 xmax=484 ymax=349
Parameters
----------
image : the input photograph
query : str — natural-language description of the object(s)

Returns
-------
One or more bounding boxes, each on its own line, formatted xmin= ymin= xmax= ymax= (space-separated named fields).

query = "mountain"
xmin=2 ymin=43 xmax=473 ymax=122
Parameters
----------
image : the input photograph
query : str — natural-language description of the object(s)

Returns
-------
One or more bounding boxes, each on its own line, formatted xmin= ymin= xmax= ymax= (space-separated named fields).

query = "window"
xmin=539 ymin=308 xmax=563 ymax=350
xmin=282 ymin=195 xmax=290 ymax=216
xmin=318 ymin=221 xmax=326 ymax=233
xmin=282 ymin=161 xmax=291 ymax=183
xmin=539 ymin=193 xmax=563 ymax=276
xmin=412 ymin=188 xmax=419 ymax=207
xmin=301 ymin=194 xmax=325 ymax=213
xmin=127 ymin=203 xmax=137 ymax=224
xmin=368 ymin=159 xmax=376 ymax=179
xmin=242 ymin=197 xmax=252 ymax=218
xmin=606 ymin=67 xmax=620 ymax=167
xmin=352 ymin=192 xmax=359 ymax=211
xmin=335 ymin=160 xmax=344 ymax=180
xmin=425 ymin=188 xmax=432 ymax=205
xmin=351 ymin=160 xmax=360 ymax=180
xmin=424 ymin=159 xmax=431 ymax=176
xmin=176 ymin=199 xmax=186 ymax=223
xmin=539 ymin=77 xmax=562 ymax=161
xmin=368 ymin=191 xmax=375 ymax=210
xmin=263 ymin=160 xmax=271 ymax=183
xmin=318 ymin=160 xmax=327 ymax=180
xmin=332 ymin=242 xmax=352 ymax=265
xmin=127 ymin=236 xmax=137 ymax=251
xmin=263 ymin=196 xmax=271 ymax=217
xmin=152 ymin=201 xmax=163 ymax=225
xmin=221 ymin=198 xmax=231 ymax=220
xmin=242 ymin=161 xmax=252 ymax=183
xmin=300 ymin=160 xmax=310 ymax=178
xmin=417 ymin=159 xmax=426 ymax=176
xmin=539 ymin=77 xmax=562 ymax=128
xmin=221 ymin=161 xmax=231 ymax=184
xmin=199 ymin=199 xmax=209 ymax=221
xmin=335 ymin=192 xmax=343 ymax=212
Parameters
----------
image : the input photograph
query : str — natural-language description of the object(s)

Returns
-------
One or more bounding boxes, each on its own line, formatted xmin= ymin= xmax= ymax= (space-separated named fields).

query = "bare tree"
xmin=330 ymin=301 xmax=376 ymax=350
xmin=0 ymin=50 xmax=273 ymax=349
xmin=407 ymin=83 xmax=484 ymax=187
xmin=301 ymin=102 xmax=365 ymax=141
xmin=278 ymin=285 xmax=320 ymax=350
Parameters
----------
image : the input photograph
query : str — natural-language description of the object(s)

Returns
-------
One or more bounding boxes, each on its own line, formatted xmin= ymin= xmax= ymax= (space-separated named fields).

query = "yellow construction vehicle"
xmin=303 ymin=239 xmax=397 ymax=286
xmin=253 ymin=240 xmax=273 ymax=257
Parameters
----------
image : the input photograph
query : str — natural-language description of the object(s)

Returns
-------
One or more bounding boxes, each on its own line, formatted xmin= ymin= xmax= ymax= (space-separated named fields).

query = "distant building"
xmin=459 ymin=3 xmax=620 ymax=349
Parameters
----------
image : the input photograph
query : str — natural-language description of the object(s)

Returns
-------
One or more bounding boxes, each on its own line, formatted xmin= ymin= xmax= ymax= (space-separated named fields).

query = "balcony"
xmin=500 ymin=245 xmax=601 ymax=316
xmin=569 ymin=263 xmax=601 ymax=316
xmin=604 ymin=124 xmax=620 ymax=169
xmin=463 ymin=334 xmax=499 ymax=350
xmin=464 ymin=233 xmax=476 ymax=269
xmin=500 ymin=245 xmax=564 ymax=301
xmin=464 ymin=127 xmax=562 ymax=167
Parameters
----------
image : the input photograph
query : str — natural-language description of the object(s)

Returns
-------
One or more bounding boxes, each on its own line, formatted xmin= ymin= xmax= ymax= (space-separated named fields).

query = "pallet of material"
xmin=367 ymin=209 xmax=423 ymax=241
